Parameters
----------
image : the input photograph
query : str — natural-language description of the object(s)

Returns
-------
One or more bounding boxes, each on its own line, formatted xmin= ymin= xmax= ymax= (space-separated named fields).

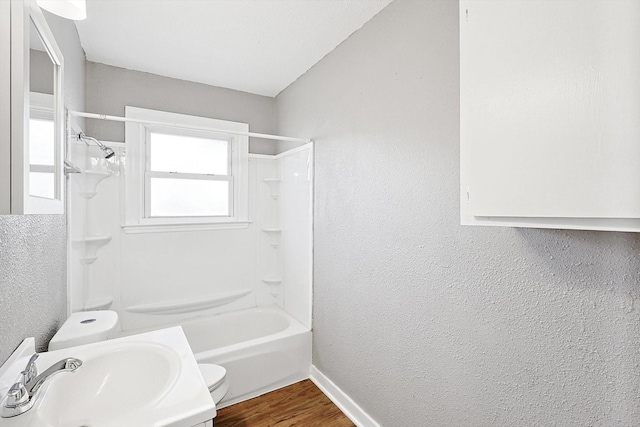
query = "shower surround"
xmin=68 ymin=136 xmax=312 ymax=325
xmin=67 ymin=125 xmax=312 ymax=327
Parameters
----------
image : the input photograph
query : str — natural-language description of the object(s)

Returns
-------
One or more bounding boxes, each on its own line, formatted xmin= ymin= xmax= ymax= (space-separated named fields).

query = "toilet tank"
xmin=48 ymin=311 xmax=120 ymax=351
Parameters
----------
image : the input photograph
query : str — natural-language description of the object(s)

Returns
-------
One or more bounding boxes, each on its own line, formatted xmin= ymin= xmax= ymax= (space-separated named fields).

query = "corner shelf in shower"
xmin=125 ymin=288 xmax=253 ymax=315
xmin=75 ymin=170 xmax=113 ymax=199
xmin=262 ymin=228 xmax=282 ymax=248
xmin=262 ymin=178 xmax=281 ymax=199
xmin=74 ymin=235 xmax=112 ymax=264
xmin=262 ymin=277 xmax=282 ymax=296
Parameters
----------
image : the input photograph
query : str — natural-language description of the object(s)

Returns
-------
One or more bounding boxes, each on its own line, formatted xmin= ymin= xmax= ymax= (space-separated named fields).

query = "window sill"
xmin=122 ymin=220 xmax=252 ymax=234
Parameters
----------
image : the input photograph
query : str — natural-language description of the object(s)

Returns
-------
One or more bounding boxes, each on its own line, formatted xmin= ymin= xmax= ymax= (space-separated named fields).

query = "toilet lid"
xmin=198 ymin=364 xmax=227 ymax=391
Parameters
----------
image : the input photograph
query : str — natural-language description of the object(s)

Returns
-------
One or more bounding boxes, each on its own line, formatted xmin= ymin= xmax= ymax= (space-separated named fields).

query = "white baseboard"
xmin=310 ymin=365 xmax=381 ymax=427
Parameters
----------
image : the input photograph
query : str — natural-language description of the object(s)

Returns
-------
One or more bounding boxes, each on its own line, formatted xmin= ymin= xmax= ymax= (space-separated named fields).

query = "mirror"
xmin=0 ymin=0 xmax=64 ymax=214
xmin=29 ymin=17 xmax=57 ymax=200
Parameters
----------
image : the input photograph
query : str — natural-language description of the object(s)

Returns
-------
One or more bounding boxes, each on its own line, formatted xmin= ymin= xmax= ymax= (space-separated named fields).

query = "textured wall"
xmin=85 ymin=62 xmax=278 ymax=154
xmin=276 ymin=1 xmax=640 ymax=425
xmin=0 ymin=10 xmax=85 ymax=364
xmin=0 ymin=216 xmax=66 ymax=361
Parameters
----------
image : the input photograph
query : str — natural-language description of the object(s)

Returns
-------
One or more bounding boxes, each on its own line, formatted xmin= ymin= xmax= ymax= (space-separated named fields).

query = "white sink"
xmin=36 ymin=344 xmax=180 ymax=426
xmin=0 ymin=327 xmax=215 ymax=427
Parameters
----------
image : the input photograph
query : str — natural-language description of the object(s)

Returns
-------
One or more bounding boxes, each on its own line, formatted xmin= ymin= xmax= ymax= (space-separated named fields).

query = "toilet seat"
xmin=198 ymin=363 xmax=229 ymax=404
xmin=198 ymin=364 xmax=226 ymax=392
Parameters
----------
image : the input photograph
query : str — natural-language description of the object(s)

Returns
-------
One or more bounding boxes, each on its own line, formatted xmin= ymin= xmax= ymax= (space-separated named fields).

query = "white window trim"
xmin=123 ymin=106 xmax=250 ymax=233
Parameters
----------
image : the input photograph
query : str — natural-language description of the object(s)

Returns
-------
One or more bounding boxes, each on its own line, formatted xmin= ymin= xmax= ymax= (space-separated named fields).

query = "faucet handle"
xmin=21 ymin=354 xmax=39 ymax=385
xmin=5 ymin=383 xmax=28 ymax=408
xmin=64 ymin=358 xmax=82 ymax=371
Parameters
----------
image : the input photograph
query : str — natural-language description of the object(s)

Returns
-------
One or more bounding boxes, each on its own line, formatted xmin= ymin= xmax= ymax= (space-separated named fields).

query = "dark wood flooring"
xmin=215 ymin=379 xmax=355 ymax=427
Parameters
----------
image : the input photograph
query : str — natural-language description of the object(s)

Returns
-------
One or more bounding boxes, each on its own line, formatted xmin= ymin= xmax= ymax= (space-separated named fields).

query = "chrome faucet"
xmin=1 ymin=353 xmax=83 ymax=418
xmin=21 ymin=354 xmax=39 ymax=385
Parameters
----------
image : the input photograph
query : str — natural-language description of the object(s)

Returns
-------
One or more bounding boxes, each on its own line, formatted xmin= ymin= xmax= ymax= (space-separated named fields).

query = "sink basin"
xmin=0 ymin=327 xmax=215 ymax=427
xmin=37 ymin=344 xmax=180 ymax=426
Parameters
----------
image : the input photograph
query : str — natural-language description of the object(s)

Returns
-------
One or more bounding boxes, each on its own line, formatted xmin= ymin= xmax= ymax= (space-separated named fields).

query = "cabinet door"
xmin=0 ymin=0 xmax=11 ymax=213
xmin=461 ymin=1 xmax=640 ymax=225
xmin=0 ymin=0 xmax=65 ymax=215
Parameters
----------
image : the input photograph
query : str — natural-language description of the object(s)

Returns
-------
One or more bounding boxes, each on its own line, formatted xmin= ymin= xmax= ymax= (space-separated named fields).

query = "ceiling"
xmin=75 ymin=0 xmax=393 ymax=97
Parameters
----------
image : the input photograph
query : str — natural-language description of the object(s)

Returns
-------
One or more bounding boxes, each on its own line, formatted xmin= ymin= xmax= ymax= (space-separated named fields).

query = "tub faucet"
xmin=1 ymin=353 xmax=83 ymax=418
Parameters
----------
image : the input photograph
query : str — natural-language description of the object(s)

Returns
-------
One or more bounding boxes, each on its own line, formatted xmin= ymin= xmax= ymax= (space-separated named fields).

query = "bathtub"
xmin=118 ymin=305 xmax=311 ymax=408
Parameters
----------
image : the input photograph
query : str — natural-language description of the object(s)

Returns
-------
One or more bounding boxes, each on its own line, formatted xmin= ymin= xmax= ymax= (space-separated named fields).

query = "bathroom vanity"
xmin=0 ymin=327 xmax=216 ymax=427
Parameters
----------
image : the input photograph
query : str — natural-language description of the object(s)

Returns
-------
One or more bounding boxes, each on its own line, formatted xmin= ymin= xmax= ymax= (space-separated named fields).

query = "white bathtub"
xmin=118 ymin=305 xmax=311 ymax=408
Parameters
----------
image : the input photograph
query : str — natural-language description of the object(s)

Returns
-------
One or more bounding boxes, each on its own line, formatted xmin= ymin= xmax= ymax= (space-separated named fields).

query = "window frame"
xmin=123 ymin=106 xmax=250 ymax=233
xmin=27 ymin=91 xmax=63 ymax=208
xmin=29 ymin=92 xmax=56 ymax=178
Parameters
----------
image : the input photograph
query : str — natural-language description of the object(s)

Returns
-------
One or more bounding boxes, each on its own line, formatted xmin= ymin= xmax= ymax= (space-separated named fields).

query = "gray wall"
xmin=0 ymin=10 xmax=85 ymax=364
xmin=30 ymin=50 xmax=54 ymax=94
xmin=85 ymin=62 xmax=278 ymax=155
xmin=276 ymin=1 xmax=640 ymax=425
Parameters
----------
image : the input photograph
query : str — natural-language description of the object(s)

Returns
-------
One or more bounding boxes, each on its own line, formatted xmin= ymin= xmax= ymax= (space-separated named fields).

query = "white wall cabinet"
xmin=460 ymin=0 xmax=640 ymax=232
xmin=0 ymin=0 xmax=65 ymax=214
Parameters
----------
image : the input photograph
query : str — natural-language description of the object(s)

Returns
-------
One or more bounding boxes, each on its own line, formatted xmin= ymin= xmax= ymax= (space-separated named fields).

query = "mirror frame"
xmin=1 ymin=0 xmax=65 ymax=214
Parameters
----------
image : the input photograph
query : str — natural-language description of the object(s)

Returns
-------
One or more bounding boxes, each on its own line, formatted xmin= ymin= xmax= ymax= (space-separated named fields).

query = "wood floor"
xmin=215 ymin=380 xmax=355 ymax=427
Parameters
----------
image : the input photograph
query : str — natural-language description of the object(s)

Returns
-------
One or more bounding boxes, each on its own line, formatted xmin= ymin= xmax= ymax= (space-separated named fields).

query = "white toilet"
xmin=49 ymin=310 xmax=229 ymax=405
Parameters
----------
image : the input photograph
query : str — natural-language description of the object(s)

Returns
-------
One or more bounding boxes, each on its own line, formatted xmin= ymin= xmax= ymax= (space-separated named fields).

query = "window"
xmin=124 ymin=107 xmax=249 ymax=232
xmin=146 ymin=130 xmax=231 ymax=217
xmin=29 ymin=92 xmax=56 ymax=199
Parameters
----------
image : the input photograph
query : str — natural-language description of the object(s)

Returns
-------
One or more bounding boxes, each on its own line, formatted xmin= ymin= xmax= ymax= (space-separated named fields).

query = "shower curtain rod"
xmin=68 ymin=110 xmax=312 ymax=144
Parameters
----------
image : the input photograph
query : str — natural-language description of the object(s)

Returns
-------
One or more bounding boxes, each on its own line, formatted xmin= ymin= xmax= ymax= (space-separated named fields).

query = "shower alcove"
xmin=67 ymin=113 xmax=313 ymax=334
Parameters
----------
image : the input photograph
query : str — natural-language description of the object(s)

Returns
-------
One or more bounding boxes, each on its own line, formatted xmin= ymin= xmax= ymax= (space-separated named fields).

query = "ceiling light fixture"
xmin=36 ymin=0 xmax=86 ymax=21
